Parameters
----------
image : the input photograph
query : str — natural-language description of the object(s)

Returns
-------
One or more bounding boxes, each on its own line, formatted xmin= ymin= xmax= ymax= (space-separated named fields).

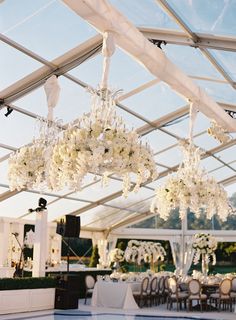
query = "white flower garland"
xmin=192 ymin=233 xmax=217 ymax=265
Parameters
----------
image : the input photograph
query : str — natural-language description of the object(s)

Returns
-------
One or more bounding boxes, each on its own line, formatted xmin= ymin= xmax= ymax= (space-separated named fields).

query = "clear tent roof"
xmin=1 ymin=0 xmax=236 ymax=233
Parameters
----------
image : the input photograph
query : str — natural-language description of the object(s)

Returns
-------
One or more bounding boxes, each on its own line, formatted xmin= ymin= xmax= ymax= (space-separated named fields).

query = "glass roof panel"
xmin=106 ymin=188 xmax=153 ymax=209
xmin=0 ymin=191 xmax=56 ymax=218
xmin=215 ymin=145 xmax=236 ymax=163
xmin=47 ymin=199 xmax=86 ymax=222
xmin=163 ymin=45 xmax=223 ymax=80
xmin=70 ymin=179 xmax=123 ymax=202
xmin=0 ymin=186 xmax=8 ymax=194
xmin=70 ymin=49 xmax=155 ymax=93
xmin=145 ymin=129 xmax=176 ymax=154
xmin=225 ymin=183 xmax=236 ymax=197
xmin=210 ymin=166 xmax=235 ymax=182
xmin=0 ymin=41 xmax=43 ymax=91
xmin=16 ymin=76 xmax=91 ymax=124
xmin=209 ymin=50 xmax=236 ymax=82
xmin=194 ymin=80 xmax=236 ymax=104
xmin=155 ymin=145 xmax=182 ymax=168
xmin=0 ymin=111 xmax=37 ymax=148
xmin=165 ymin=112 xmax=210 ymax=139
xmin=194 ymin=133 xmax=220 ymax=151
xmin=110 ymin=0 xmax=181 ymax=30
xmin=87 ymin=209 xmax=132 ymax=230
xmin=0 ymin=161 xmax=9 ymax=185
xmin=123 ymin=82 xmax=186 ymax=121
xmin=0 ymin=147 xmax=11 ymax=158
xmin=0 ymin=0 xmax=97 ymax=60
xmin=80 ymin=205 xmax=118 ymax=228
xmin=167 ymin=0 xmax=236 ymax=36
xmin=201 ymin=156 xmax=222 ymax=172
xmin=131 ymin=210 xmax=181 ymax=229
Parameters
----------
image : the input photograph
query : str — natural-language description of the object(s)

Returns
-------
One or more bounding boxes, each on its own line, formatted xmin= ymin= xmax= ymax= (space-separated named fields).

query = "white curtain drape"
xmin=170 ymin=236 xmax=194 ymax=276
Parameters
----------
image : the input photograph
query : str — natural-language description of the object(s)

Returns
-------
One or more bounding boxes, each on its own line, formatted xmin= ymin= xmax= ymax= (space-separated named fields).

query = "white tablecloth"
xmin=91 ymin=280 xmax=139 ymax=309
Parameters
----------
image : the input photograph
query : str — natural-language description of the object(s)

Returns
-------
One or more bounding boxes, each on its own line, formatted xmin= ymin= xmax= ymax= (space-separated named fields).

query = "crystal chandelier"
xmin=49 ymin=32 xmax=157 ymax=196
xmin=8 ymin=33 xmax=157 ymax=196
xmin=8 ymin=76 xmax=61 ymax=191
xmin=150 ymin=103 xmax=232 ymax=221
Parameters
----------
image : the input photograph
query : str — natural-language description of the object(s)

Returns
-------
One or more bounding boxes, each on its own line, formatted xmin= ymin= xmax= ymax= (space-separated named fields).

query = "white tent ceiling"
xmin=1 ymin=0 xmax=236 ymax=238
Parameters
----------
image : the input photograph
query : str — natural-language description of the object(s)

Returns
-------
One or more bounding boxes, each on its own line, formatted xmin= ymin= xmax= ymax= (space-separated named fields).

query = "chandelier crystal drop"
xmin=150 ymin=103 xmax=232 ymax=222
xmin=49 ymin=87 xmax=158 ymax=196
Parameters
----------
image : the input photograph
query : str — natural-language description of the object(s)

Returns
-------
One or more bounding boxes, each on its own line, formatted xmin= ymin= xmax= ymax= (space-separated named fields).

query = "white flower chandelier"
xmin=150 ymin=104 xmax=232 ymax=221
xmin=192 ymin=233 xmax=217 ymax=265
xmin=8 ymin=32 xmax=157 ymax=196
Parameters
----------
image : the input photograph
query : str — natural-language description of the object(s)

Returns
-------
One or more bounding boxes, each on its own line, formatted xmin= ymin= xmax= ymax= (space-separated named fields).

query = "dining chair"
xmin=164 ymin=276 xmax=170 ymax=303
xmin=133 ymin=276 xmax=149 ymax=308
xmin=167 ymin=277 xmax=188 ymax=311
xmin=84 ymin=275 xmax=95 ymax=304
xmin=230 ymin=277 xmax=236 ymax=303
xmin=157 ymin=276 xmax=165 ymax=304
xmin=209 ymin=278 xmax=232 ymax=311
xmin=148 ymin=276 xmax=158 ymax=306
xmin=187 ymin=279 xmax=207 ymax=312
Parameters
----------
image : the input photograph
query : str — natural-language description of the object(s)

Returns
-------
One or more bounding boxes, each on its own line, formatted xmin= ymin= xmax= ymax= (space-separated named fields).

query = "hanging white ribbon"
xmin=100 ymin=31 xmax=116 ymax=89
xmin=44 ymin=75 xmax=60 ymax=121
xmin=188 ymin=101 xmax=198 ymax=142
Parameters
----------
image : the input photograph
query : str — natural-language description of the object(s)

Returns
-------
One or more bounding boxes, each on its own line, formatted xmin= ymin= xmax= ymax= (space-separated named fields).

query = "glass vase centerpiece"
xmin=192 ymin=233 xmax=217 ymax=277
xmin=109 ymin=248 xmax=125 ymax=272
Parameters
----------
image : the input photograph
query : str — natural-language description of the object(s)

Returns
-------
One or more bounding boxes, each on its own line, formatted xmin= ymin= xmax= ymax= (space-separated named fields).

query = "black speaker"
xmin=56 ymin=215 xmax=80 ymax=238
xmin=55 ymin=288 xmax=79 ymax=309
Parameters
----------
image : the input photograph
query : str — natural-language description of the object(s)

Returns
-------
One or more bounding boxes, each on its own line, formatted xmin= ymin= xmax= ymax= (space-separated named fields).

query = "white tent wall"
xmin=0 ymin=217 xmax=60 ymax=275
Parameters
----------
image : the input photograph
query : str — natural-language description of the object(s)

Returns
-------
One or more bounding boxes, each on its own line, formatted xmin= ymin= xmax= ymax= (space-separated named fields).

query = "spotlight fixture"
xmin=4 ymin=106 xmax=13 ymax=117
xmin=28 ymin=197 xmax=47 ymax=213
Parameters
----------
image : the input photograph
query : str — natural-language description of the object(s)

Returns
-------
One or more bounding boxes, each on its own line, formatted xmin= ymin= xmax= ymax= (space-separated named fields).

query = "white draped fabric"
xmin=91 ymin=280 xmax=139 ymax=309
xmin=170 ymin=236 xmax=194 ymax=277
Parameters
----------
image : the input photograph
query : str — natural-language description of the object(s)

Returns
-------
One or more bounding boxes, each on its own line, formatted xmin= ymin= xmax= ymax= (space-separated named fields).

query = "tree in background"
xmin=89 ymin=245 xmax=100 ymax=267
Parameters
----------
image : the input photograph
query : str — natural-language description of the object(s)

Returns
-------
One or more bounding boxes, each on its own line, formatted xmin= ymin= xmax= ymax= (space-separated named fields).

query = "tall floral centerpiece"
xmin=124 ymin=240 xmax=166 ymax=271
xmin=109 ymin=248 xmax=124 ymax=271
xmin=192 ymin=233 xmax=217 ymax=277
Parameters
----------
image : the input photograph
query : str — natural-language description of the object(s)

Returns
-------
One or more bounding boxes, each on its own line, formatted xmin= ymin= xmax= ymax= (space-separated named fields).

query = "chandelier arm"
xmin=100 ymin=31 xmax=115 ymax=89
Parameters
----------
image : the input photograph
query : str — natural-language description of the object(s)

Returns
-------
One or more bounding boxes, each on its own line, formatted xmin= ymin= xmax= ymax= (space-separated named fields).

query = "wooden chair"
xmin=209 ymin=278 xmax=232 ymax=311
xmin=133 ymin=277 xmax=149 ymax=308
xmin=167 ymin=277 xmax=188 ymax=311
xmin=230 ymin=277 xmax=236 ymax=304
xmin=157 ymin=276 xmax=165 ymax=304
xmin=148 ymin=276 xmax=158 ymax=306
xmin=84 ymin=275 xmax=95 ymax=304
xmin=164 ymin=276 xmax=170 ymax=302
xmin=187 ymin=279 xmax=207 ymax=312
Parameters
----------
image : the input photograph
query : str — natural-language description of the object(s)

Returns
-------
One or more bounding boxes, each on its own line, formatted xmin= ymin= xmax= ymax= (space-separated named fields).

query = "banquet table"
xmin=91 ymin=280 xmax=140 ymax=309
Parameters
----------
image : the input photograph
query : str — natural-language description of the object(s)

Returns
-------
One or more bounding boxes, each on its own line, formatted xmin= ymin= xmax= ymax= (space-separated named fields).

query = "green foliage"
xmin=0 ymin=277 xmax=56 ymax=290
xmin=89 ymin=245 xmax=100 ymax=267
